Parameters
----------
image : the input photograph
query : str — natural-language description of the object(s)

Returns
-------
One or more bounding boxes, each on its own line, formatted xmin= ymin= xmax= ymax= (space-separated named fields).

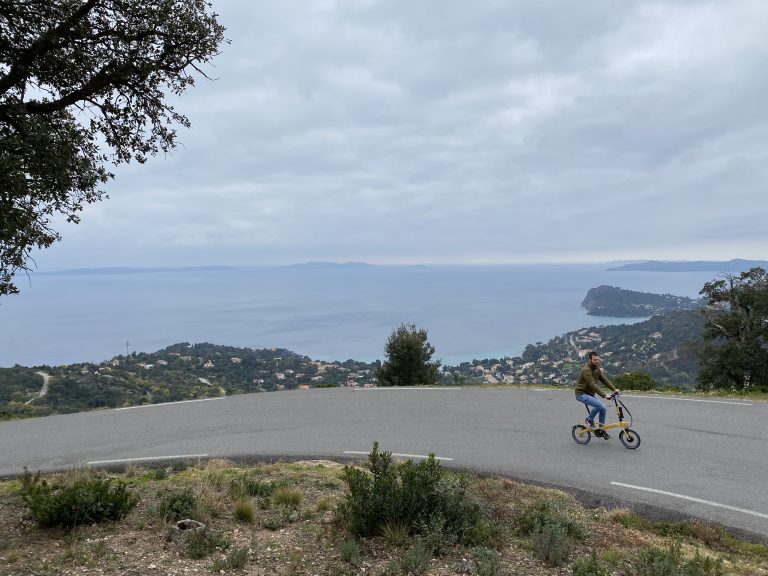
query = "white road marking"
xmin=116 ymin=397 xmax=225 ymax=410
xmin=344 ymin=451 xmax=453 ymax=461
xmin=610 ymin=482 xmax=768 ymax=520
xmin=87 ymin=454 xmax=209 ymax=466
xmin=622 ymin=394 xmax=753 ymax=406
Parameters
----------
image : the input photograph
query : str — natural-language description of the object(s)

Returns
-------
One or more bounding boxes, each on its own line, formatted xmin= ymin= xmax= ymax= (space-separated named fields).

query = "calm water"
xmin=0 ymin=264 xmax=718 ymax=367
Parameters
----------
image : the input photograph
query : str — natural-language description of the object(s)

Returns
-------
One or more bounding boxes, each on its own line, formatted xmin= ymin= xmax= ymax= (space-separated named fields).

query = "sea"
xmin=0 ymin=264 xmax=722 ymax=368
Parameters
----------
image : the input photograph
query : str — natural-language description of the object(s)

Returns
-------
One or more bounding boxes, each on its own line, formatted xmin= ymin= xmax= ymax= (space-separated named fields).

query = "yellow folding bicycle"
xmin=571 ymin=392 xmax=641 ymax=449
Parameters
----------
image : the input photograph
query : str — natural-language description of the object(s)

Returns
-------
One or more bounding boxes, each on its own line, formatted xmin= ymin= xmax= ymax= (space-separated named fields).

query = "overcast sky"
xmin=35 ymin=0 xmax=768 ymax=270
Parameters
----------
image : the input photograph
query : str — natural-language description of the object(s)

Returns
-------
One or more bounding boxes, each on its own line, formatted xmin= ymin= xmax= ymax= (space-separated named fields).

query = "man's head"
xmin=587 ymin=351 xmax=600 ymax=367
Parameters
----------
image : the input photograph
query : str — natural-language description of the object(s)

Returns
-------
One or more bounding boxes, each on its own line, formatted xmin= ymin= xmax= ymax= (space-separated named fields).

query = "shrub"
xmin=233 ymin=498 xmax=255 ymax=523
xmin=273 ymin=486 xmax=302 ymax=508
xmin=573 ymin=551 xmax=611 ymax=576
xmin=399 ymin=541 xmax=431 ymax=575
xmin=472 ymin=546 xmax=502 ymax=576
xmin=382 ymin=521 xmax=410 ymax=547
xmin=20 ymin=472 xmax=138 ymax=528
xmin=616 ymin=371 xmax=657 ymax=391
xmin=211 ymin=545 xmax=249 ymax=571
xmin=229 ymin=474 xmax=275 ymax=498
xmin=531 ymin=523 xmax=570 ymax=566
xmin=152 ymin=488 xmax=197 ymax=522
xmin=339 ymin=442 xmax=492 ymax=547
xmin=516 ymin=498 xmax=585 ymax=540
xmin=635 ymin=544 xmax=725 ymax=576
xmin=316 ymin=497 xmax=332 ymax=513
xmin=185 ymin=529 xmax=230 ymax=559
xmin=340 ymin=539 xmax=360 ymax=565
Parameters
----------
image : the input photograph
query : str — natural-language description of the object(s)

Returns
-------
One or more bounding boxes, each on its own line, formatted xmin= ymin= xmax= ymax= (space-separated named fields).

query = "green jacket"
xmin=574 ymin=363 xmax=616 ymax=398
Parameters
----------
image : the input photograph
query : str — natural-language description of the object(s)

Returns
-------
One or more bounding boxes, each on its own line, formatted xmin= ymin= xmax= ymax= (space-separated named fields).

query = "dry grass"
xmin=0 ymin=459 xmax=765 ymax=576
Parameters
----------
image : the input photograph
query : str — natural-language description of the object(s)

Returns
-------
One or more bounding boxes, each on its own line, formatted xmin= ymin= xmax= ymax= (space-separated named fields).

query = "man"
xmin=575 ymin=351 xmax=619 ymax=439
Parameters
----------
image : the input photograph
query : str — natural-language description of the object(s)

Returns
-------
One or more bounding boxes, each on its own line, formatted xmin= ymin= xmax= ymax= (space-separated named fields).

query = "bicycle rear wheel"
xmin=619 ymin=429 xmax=641 ymax=449
xmin=571 ymin=424 xmax=591 ymax=445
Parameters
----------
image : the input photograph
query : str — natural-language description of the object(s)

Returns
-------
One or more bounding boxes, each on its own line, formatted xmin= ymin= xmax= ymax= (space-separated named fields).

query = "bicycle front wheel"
xmin=619 ymin=429 xmax=641 ymax=449
xmin=571 ymin=424 xmax=591 ymax=445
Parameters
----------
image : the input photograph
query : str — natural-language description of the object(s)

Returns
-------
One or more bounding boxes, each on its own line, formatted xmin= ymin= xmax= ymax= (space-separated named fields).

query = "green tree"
xmin=697 ymin=267 xmax=768 ymax=391
xmin=615 ymin=371 xmax=657 ymax=391
xmin=0 ymin=0 xmax=226 ymax=296
xmin=376 ymin=324 xmax=441 ymax=387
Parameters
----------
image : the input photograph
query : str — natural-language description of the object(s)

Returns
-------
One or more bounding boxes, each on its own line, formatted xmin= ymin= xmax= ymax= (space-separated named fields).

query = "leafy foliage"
xmin=635 ymin=543 xmax=725 ymax=576
xmin=151 ymin=488 xmax=197 ymax=522
xmin=376 ymin=324 xmax=441 ymax=387
xmin=339 ymin=442 xmax=491 ymax=547
xmin=572 ymin=551 xmax=611 ymax=576
xmin=531 ymin=522 xmax=570 ymax=566
xmin=616 ymin=371 xmax=658 ymax=391
xmin=20 ymin=471 xmax=138 ymax=527
xmin=0 ymin=0 xmax=226 ymax=296
xmin=697 ymin=267 xmax=768 ymax=391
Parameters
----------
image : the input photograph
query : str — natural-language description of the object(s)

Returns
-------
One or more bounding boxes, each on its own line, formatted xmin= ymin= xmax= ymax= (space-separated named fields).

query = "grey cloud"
xmin=33 ymin=0 xmax=768 ymax=269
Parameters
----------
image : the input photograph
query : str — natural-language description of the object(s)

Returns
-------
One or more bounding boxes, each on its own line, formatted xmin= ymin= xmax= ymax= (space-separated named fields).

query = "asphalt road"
xmin=1 ymin=387 xmax=766 ymax=538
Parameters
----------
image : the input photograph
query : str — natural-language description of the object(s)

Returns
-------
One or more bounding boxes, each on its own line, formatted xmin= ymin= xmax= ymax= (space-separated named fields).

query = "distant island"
xmin=606 ymin=259 xmax=768 ymax=272
xmin=37 ymin=265 xmax=238 ymax=276
xmin=581 ymin=285 xmax=701 ymax=317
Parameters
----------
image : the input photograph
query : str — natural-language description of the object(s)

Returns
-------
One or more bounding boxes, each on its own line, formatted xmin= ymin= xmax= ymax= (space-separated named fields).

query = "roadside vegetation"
xmin=1 ymin=444 xmax=765 ymax=576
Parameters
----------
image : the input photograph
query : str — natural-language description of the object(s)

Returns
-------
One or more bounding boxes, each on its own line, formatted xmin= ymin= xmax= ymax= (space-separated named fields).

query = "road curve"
xmin=1 ymin=387 xmax=766 ymax=538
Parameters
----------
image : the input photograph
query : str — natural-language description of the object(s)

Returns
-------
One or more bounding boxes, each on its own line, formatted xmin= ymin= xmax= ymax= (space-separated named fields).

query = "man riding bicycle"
xmin=575 ymin=351 xmax=620 ymax=439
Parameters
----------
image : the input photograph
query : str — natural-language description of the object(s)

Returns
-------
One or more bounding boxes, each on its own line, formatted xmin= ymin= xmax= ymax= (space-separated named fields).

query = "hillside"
xmin=0 ymin=344 xmax=380 ymax=419
xmin=449 ymin=310 xmax=705 ymax=389
xmin=1 ymin=309 xmax=707 ymax=418
xmin=581 ymin=285 xmax=701 ymax=317
xmin=2 ymin=458 xmax=765 ymax=576
xmin=606 ymin=259 xmax=768 ymax=272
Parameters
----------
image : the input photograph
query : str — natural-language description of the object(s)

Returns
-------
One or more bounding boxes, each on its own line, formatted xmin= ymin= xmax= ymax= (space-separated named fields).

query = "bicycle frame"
xmin=584 ymin=394 xmax=629 ymax=433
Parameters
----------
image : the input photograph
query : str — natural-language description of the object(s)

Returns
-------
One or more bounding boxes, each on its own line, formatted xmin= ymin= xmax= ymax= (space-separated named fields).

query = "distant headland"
xmin=606 ymin=259 xmax=768 ymax=272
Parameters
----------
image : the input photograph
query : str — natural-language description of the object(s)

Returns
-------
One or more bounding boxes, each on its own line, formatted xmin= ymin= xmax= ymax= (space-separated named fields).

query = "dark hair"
xmin=587 ymin=351 xmax=599 ymax=360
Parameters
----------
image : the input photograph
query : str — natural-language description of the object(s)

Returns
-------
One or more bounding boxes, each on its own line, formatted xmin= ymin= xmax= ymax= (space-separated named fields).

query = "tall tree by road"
xmin=376 ymin=324 xmax=441 ymax=387
xmin=697 ymin=267 xmax=768 ymax=391
xmin=0 ymin=0 xmax=226 ymax=296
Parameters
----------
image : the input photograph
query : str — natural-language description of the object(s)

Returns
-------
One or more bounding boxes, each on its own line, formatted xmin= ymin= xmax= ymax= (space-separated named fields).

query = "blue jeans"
xmin=576 ymin=393 xmax=606 ymax=426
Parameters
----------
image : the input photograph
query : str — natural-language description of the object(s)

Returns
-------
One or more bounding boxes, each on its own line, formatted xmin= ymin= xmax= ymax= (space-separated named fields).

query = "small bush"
xmin=186 ymin=529 xmax=230 ymax=559
xmin=171 ymin=460 xmax=189 ymax=472
xmin=152 ymin=488 xmax=197 ymax=522
xmin=316 ymin=497 xmax=332 ymax=513
xmin=472 ymin=546 xmax=502 ymax=576
xmin=153 ymin=467 xmax=168 ymax=480
xmin=573 ymin=551 xmax=611 ymax=576
xmin=339 ymin=442 xmax=493 ymax=547
xmin=616 ymin=371 xmax=657 ymax=391
xmin=635 ymin=544 xmax=725 ymax=576
xmin=211 ymin=545 xmax=249 ymax=571
xmin=20 ymin=472 xmax=138 ymax=528
xmin=399 ymin=541 xmax=431 ymax=575
xmin=382 ymin=521 xmax=410 ymax=547
xmin=273 ymin=486 xmax=302 ymax=508
xmin=233 ymin=498 xmax=255 ymax=523
xmin=684 ymin=550 xmax=725 ymax=576
xmin=340 ymin=539 xmax=360 ymax=565
xmin=532 ymin=523 xmax=570 ymax=566
xmin=517 ymin=498 xmax=584 ymax=540
xmin=230 ymin=474 xmax=275 ymax=498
